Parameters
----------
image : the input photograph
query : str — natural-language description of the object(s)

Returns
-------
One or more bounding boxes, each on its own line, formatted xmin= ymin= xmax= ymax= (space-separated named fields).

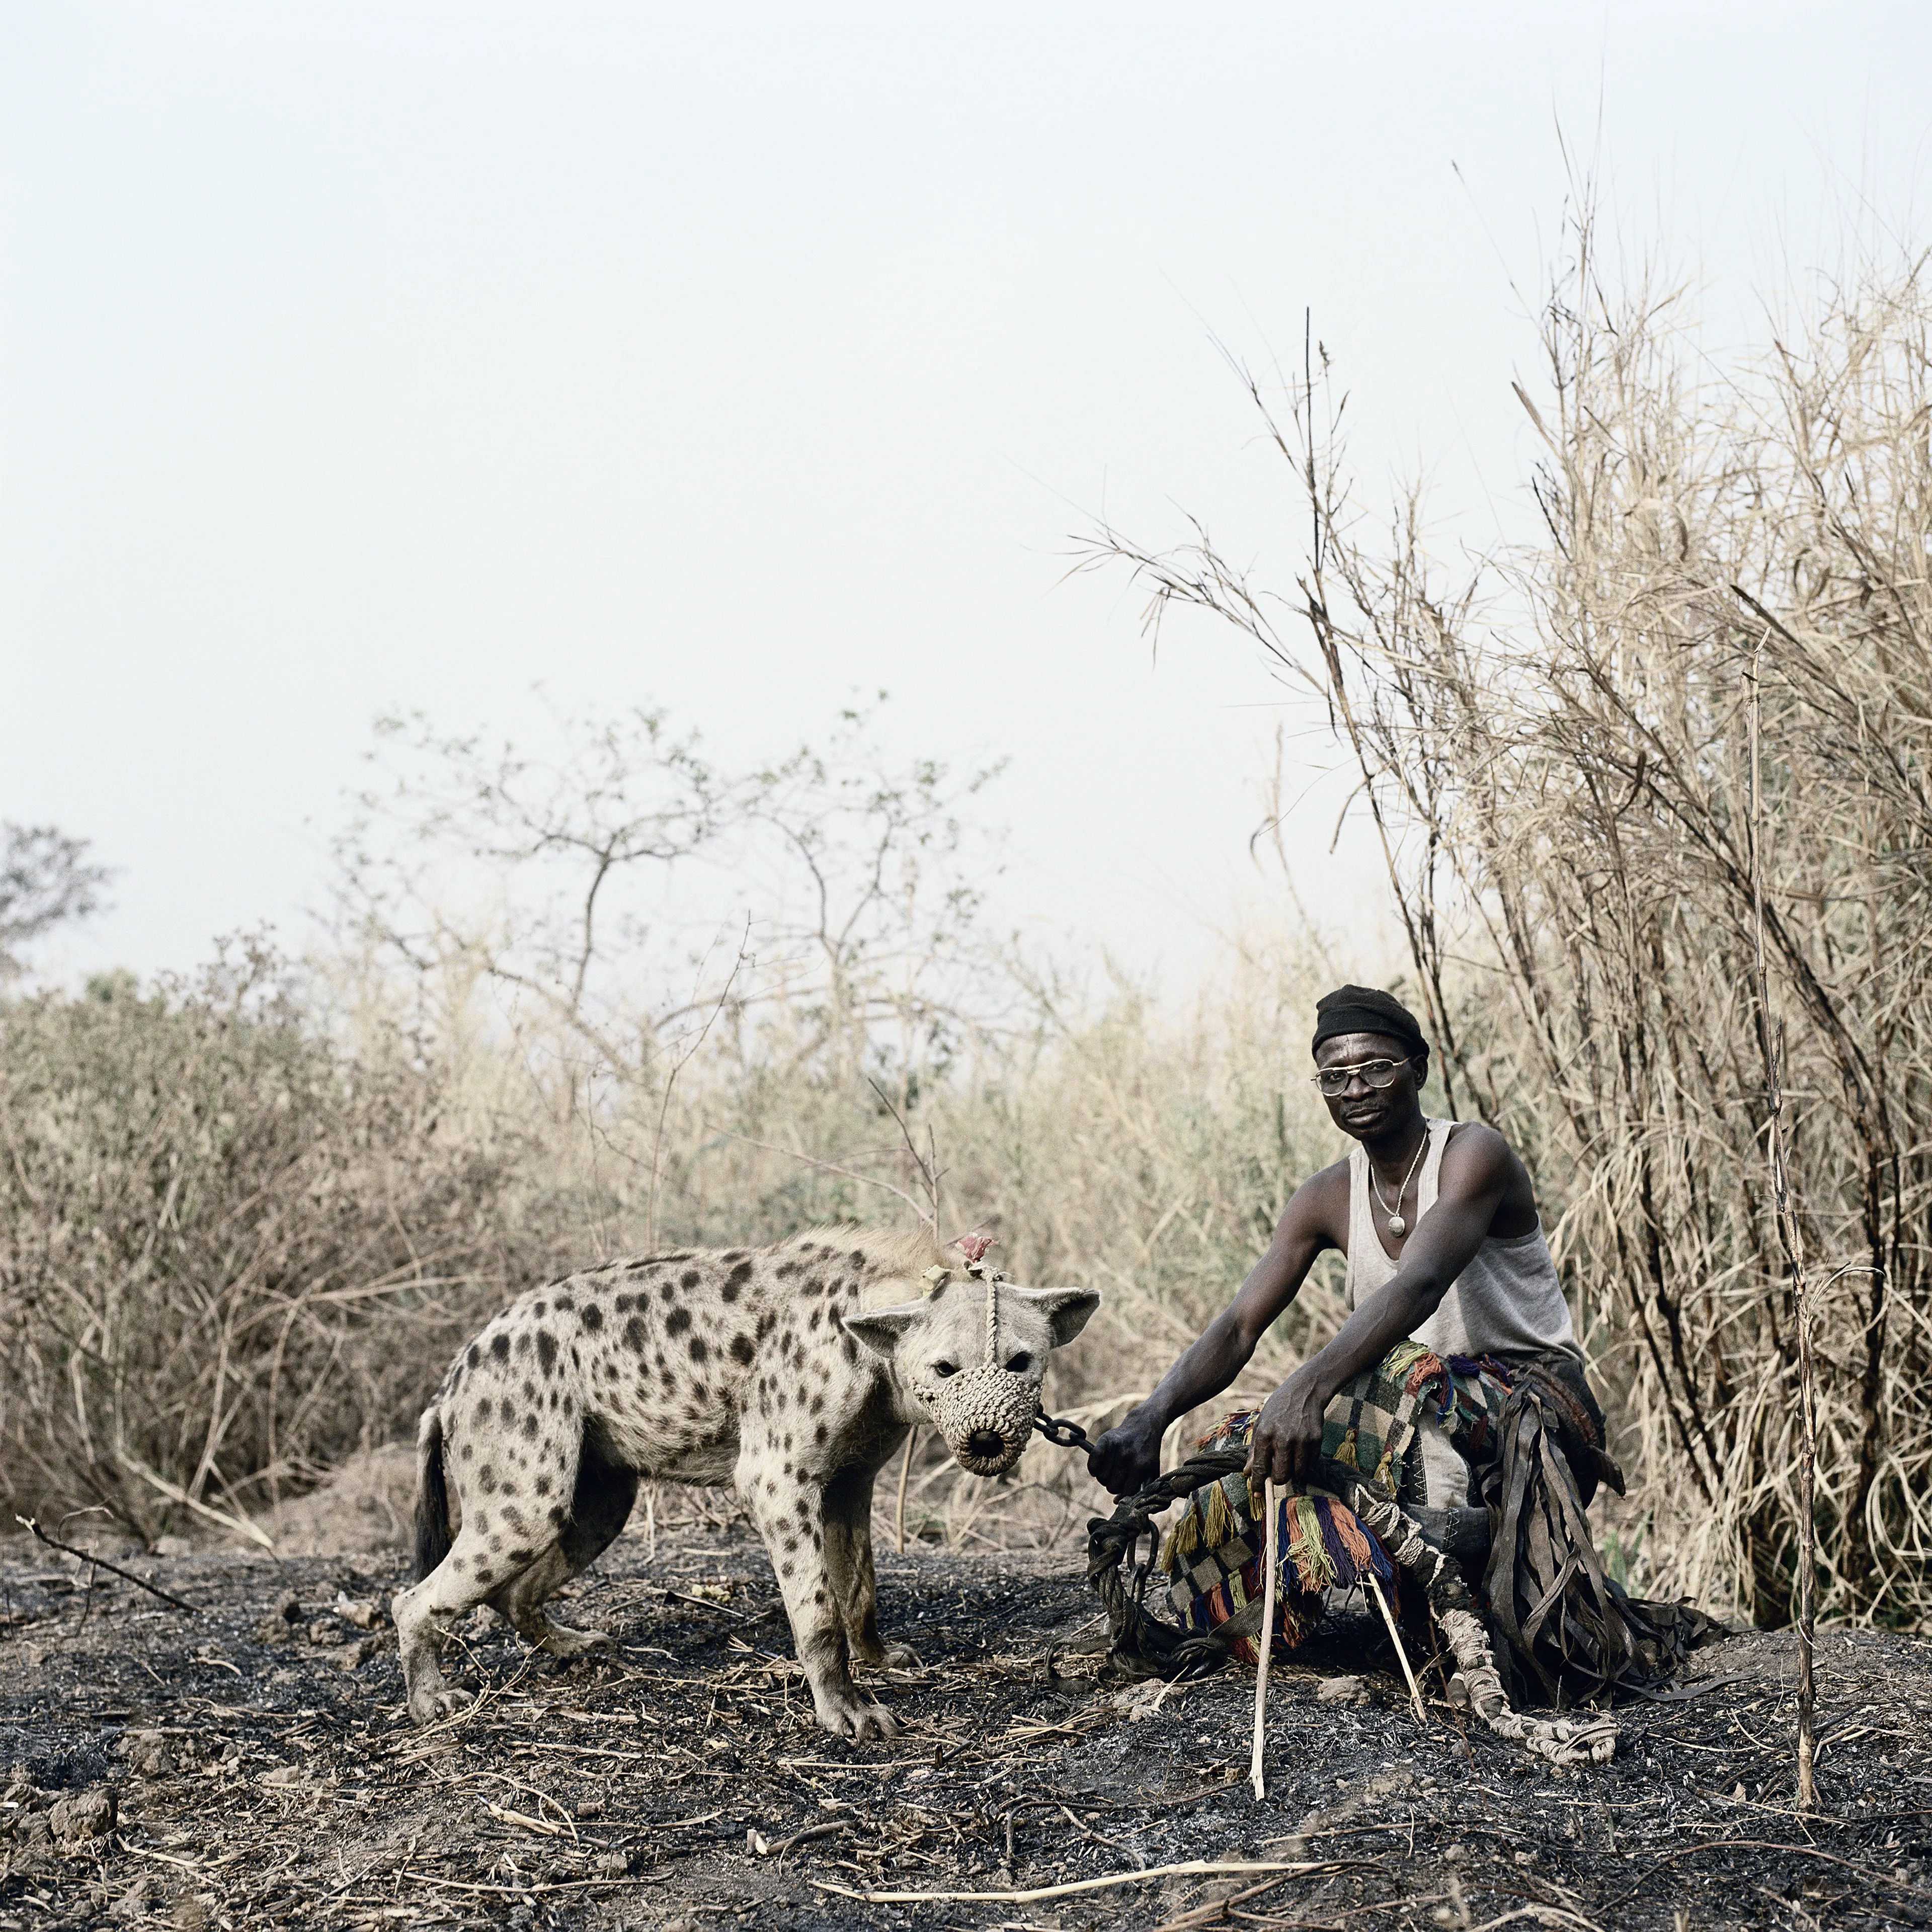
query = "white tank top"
xmin=1343 ymin=1119 xmax=1582 ymax=1370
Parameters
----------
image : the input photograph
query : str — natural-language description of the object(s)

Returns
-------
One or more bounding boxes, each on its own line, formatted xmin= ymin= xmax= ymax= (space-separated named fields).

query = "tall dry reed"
xmin=1090 ymin=214 xmax=1932 ymax=1627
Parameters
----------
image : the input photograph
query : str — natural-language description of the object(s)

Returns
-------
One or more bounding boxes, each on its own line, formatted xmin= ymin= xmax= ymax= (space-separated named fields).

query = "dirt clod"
xmin=47 ymin=1786 xmax=115 ymax=1840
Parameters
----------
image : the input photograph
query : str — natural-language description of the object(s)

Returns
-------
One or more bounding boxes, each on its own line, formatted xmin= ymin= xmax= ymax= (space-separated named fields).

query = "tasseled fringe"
xmin=1284 ymin=1495 xmax=1337 ymax=1593
xmin=1161 ymin=1508 xmax=1200 ymax=1570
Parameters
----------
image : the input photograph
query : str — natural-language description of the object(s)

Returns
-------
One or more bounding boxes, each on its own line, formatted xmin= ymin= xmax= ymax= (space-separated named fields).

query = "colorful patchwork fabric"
xmin=1156 ymin=1344 xmax=1513 ymax=1663
xmin=1322 ymin=1340 xmax=1513 ymax=1487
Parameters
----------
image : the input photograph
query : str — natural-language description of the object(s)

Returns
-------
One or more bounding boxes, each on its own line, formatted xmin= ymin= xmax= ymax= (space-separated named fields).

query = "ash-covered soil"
xmin=0 ymin=1517 xmax=1924 ymax=1931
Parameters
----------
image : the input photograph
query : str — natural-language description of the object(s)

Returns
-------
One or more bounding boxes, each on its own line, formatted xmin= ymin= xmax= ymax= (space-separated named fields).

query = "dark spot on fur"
xmin=500 ymin=1399 xmax=517 ymax=1426
xmin=477 ymin=1464 xmax=498 ymax=1493
xmin=801 ymin=1277 xmax=823 ymax=1298
xmin=730 ymin=1334 xmax=754 ymax=1365
xmin=536 ymin=1329 xmax=558 ymax=1374
xmin=624 ymin=1317 xmax=648 ymax=1353
xmin=524 ymin=1413 xmax=539 ymax=1439
xmin=660 ymin=1280 xmax=678 ymax=1303
xmin=849 ymin=1247 xmax=865 ymax=1266
xmin=534 ymin=1474 xmax=552 ymax=1496
xmin=815 ymin=1420 xmax=828 ymax=1442
xmin=490 ymin=1333 xmax=510 ymax=1360
xmin=554 ymin=1297 xmax=574 ymax=1316
xmin=680 ymin=1270 xmax=701 ymax=1290
xmin=547 ymin=1504 xmax=565 ymax=1523
xmin=582 ymin=1303 xmax=604 ymax=1329
xmin=689 ymin=1336 xmax=708 ymax=1363
xmin=843 ymin=1334 xmax=858 ymax=1362
xmin=666 ymin=1307 xmax=692 ymax=1336
xmin=466 ymin=1343 xmax=481 ymax=1369
xmin=776 ymin=1261 xmax=800 ymax=1278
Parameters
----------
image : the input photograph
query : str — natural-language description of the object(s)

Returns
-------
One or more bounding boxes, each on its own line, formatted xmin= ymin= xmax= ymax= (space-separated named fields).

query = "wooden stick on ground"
xmin=1250 ymin=1476 xmax=1279 ymax=1800
xmin=894 ymin=1429 xmax=917 ymax=1555
xmin=16 ymin=1516 xmax=198 ymax=1613
xmin=811 ymin=1855 xmax=1350 ymax=1908
xmin=1364 ymin=1571 xmax=1426 ymax=1722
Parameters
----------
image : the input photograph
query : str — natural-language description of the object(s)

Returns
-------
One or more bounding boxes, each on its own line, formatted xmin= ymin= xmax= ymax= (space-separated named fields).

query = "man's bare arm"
xmin=1084 ymin=1167 xmax=1340 ymax=1494
xmin=1245 ymin=1123 xmax=1519 ymax=1485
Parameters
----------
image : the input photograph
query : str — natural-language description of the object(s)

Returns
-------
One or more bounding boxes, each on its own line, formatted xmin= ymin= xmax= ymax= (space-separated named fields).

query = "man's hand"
xmin=1087 ymin=1413 xmax=1163 ymax=1497
xmin=1245 ymin=1366 xmax=1329 ymax=1487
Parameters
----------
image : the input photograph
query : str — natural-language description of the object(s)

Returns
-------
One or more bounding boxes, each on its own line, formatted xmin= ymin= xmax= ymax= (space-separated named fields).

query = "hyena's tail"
xmin=414 ymin=1404 xmax=452 ymax=1580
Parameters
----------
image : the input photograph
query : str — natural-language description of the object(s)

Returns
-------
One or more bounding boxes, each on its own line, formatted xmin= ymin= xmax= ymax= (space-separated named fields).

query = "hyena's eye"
xmin=1005 ymin=1353 xmax=1031 ymax=1374
xmin=932 ymin=1360 xmax=958 ymax=1378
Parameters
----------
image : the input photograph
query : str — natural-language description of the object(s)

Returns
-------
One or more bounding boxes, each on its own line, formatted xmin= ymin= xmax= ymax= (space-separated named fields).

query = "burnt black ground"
xmin=0 ymin=1522 xmax=1924 ymax=1931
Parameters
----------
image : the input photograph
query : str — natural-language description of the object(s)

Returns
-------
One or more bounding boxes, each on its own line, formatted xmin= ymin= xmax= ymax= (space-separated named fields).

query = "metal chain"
xmin=1032 ymin=1411 xmax=1092 ymax=1451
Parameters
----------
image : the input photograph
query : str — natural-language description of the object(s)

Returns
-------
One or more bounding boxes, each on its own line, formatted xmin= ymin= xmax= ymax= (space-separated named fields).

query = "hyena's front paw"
xmin=408 ymin=1684 xmax=473 ymax=1726
xmin=814 ymin=1688 xmax=900 ymax=1741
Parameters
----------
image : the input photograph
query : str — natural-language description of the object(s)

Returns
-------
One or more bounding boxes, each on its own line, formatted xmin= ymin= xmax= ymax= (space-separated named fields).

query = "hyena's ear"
xmin=841 ymin=1301 xmax=927 ymax=1360
xmin=1007 ymin=1285 xmax=1101 ymax=1348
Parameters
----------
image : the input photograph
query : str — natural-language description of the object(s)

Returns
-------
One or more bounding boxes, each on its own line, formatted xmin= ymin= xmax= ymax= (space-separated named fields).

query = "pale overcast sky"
xmin=4 ymin=4 xmax=1928 ymax=990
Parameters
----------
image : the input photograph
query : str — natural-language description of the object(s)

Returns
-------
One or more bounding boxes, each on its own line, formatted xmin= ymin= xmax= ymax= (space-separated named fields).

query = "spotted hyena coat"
xmin=390 ymin=1227 xmax=1098 ymax=1739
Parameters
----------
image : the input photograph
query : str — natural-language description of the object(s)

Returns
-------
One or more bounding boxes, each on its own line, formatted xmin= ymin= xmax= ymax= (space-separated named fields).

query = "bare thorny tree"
xmin=332 ymin=697 xmax=1009 ymax=1240
xmin=1080 ymin=205 xmax=1932 ymax=1689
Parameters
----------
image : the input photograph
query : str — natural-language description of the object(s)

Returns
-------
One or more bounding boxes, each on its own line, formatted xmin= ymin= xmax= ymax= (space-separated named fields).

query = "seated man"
xmin=1087 ymin=983 xmax=1588 ymax=1503
xmin=1086 ymin=984 xmax=1707 ymax=1746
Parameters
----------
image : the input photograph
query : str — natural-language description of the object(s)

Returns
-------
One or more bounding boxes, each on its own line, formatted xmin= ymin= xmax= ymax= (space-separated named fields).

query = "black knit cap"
xmin=1312 ymin=984 xmax=1428 ymax=1059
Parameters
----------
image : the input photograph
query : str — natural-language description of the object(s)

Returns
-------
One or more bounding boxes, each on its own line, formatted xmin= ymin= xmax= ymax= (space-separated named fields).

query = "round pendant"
xmin=1388 ymin=1215 xmax=1406 ymax=1237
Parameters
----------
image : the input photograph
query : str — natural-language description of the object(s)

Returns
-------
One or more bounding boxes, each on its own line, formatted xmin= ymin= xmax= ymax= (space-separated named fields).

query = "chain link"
xmin=1032 ymin=1410 xmax=1093 ymax=1451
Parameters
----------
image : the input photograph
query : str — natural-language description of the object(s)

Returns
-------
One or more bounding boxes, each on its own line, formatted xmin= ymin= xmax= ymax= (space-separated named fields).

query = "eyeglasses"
xmin=1311 ymin=1056 xmax=1417 ymax=1097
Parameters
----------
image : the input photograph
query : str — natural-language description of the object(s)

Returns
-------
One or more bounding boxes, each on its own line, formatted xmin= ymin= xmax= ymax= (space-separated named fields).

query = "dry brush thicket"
xmin=0 ymin=712 xmax=1358 ymax=1559
xmin=0 ymin=948 xmax=571 ymax=1542
xmin=1095 ymin=221 xmax=1932 ymax=1630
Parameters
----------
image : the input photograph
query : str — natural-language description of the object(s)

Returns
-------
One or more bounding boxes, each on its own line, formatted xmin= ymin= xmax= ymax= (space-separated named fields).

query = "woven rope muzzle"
xmin=917 ymin=1266 xmax=1037 ymax=1477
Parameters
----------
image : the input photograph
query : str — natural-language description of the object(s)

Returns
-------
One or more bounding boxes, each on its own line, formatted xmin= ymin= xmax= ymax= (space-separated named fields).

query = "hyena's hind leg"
xmin=493 ymin=1423 xmax=639 ymax=1657
xmin=822 ymin=1463 xmax=919 ymax=1670
xmin=393 ymin=1521 xmax=548 ymax=1725
xmin=392 ymin=1401 xmax=581 ymax=1724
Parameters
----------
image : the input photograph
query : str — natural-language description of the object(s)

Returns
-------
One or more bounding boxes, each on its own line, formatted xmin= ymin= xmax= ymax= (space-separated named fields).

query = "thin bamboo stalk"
xmin=894 ymin=1429 xmax=917 ymax=1556
xmin=1748 ymin=645 xmax=1819 ymax=1811
xmin=1364 ymin=1572 xmax=1426 ymax=1723
xmin=1250 ymin=1476 xmax=1279 ymax=1800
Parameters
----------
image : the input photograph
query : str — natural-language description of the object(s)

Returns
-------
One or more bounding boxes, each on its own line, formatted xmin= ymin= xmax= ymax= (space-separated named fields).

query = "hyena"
xmin=390 ymin=1228 xmax=1098 ymax=1739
